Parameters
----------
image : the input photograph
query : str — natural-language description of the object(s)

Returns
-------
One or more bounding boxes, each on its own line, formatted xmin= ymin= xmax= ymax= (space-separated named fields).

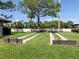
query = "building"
xmin=73 ymin=24 xmax=79 ymax=28
xmin=0 ymin=17 xmax=11 ymax=35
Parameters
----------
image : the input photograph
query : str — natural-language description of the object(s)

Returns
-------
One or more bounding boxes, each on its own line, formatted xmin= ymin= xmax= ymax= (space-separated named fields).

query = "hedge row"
xmin=71 ymin=29 xmax=79 ymax=33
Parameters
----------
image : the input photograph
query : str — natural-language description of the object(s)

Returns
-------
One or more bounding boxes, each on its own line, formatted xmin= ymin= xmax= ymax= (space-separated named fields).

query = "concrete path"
xmin=56 ymin=33 xmax=68 ymax=40
xmin=23 ymin=33 xmax=40 ymax=43
xmin=18 ymin=33 xmax=36 ymax=39
xmin=50 ymin=33 xmax=55 ymax=45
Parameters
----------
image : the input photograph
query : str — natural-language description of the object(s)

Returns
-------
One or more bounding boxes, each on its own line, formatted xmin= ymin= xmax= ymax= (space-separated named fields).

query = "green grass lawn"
xmin=4 ymin=32 xmax=31 ymax=39
xmin=0 ymin=32 xmax=79 ymax=59
xmin=54 ymin=33 xmax=60 ymax=40
xmin=60 ymin=32 xmax=79 ymax=40
xmin=0 ymin=35 xmax=3 ymax=39
xmin=60 ymin=32 xmax=79 ymax=45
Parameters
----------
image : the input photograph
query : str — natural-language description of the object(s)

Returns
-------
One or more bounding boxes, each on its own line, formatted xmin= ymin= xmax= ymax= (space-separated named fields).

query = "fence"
xmin=11 ymin=28 xmax=72 ymax=32
xmin=61 ymin=29 xmax=71 ymax=32
xmin=11 ymin=28 xmax=31 ymax=32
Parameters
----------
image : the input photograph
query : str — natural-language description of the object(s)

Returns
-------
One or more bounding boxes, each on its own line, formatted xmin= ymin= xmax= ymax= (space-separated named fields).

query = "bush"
xmin=31 ymin=29 xmax=38 ymax=32
xmin=71 ymin=28 xmax=79 ymax=33
xmin=0 ymin=35 xmax=3 ymax=39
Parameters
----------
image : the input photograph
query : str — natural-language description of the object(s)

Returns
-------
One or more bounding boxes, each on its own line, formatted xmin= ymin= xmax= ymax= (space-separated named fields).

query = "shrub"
xmin=71 ymin=28 xmax=79 ymax=33
xmin=0 ymin=35 xmax=3 ymax=39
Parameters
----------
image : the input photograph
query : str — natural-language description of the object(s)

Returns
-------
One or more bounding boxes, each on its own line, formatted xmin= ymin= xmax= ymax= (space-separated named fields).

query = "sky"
xmin=0 ymin=0 xmax=79 ymax=24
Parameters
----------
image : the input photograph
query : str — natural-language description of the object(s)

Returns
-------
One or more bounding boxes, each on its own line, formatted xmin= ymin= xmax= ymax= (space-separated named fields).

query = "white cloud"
xmin=60 ymin=18 xmax=79 ymax=24
xmin=53 ymin=18 xmax=58 ymax=20
xmin=48 ymin=18 xmax=52 ymax=21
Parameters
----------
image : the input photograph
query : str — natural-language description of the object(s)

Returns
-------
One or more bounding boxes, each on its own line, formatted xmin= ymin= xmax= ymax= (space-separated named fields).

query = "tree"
xmin=0 ymin=0 xmax=15 ymax=9
xmin=23 ymin=22 xmax=28 ymax=28
xmin=67 ymin=21 xmax=73 ymax=25
xmin=54 ymin=0 xmax=61 ymax=31
xmin=66 ymin=21 xmax=74 ymax=28
xmin=1 ymin=14 xmax=13 ymax=19
xmin=19 ymin=0 xmax=59 ymax=32
xmin=28 ymin=20 xmax=35 ymax=28
xmin=13 ymin=21 xmax=24 ymax=29
xmin=0 ymin=0 xmax=15 ymax=19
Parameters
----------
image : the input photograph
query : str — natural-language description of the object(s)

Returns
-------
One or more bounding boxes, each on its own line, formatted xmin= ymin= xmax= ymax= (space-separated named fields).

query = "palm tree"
xmin=58 ymin=0 xmax=61 ymax=31
xmin=55 ymin=0 xmax=61 ymax=31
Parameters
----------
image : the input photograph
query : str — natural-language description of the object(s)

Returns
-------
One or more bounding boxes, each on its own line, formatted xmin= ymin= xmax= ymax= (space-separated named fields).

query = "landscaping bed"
xmin=3 ymin=32 xmax=37 ymax=44
xmin=60 ymin=32 xmax=79 ymax=46
xmin=0 ymin=32 xmax=32 ymax=43
xmin=60 ymin=32 xmax=79 ymax=41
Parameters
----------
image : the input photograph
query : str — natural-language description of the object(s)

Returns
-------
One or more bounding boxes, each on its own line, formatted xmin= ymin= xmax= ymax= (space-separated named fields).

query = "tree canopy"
xmin=0 ymin=0 xmax=15 ymax=19
xmin=19 ymin=0 xmax=61 ymax=30
xmin=10 ymin=20 xmax=74 ymax=29
xmin=0 ymin=0 xmax=15 ymax=9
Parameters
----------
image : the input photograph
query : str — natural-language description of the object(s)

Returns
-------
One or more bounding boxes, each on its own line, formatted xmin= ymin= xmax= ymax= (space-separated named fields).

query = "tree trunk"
xmin=37 ymin=16 xmax=40 ymax=27
xmin=58 ymin=15 xmax=60 ymax=31
xmin=57 ymin=12 xmax=60 ymax=32
xmin=58 ymin=0 xmax=61 ymax=31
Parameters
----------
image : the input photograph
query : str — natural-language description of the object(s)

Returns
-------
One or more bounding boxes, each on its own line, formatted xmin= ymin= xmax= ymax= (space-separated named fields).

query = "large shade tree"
xmin=19 ymin=0 xmax=60 ymax=31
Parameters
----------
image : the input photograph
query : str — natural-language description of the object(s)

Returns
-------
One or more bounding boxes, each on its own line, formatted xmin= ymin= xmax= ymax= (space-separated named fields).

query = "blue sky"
xmin=0 ymin=0 xmax=79 ymax=24
xmin=61 ymin=0 xmax=79 ymax=24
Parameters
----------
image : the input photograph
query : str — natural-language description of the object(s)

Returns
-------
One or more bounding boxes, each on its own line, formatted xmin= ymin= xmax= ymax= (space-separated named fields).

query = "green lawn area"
xmin=0 ymin=35 xmax=3 ymax=39
xmin=4 ymin=32 xmax=31 ymax=39
xmin=0 ymin=32 xmax=79 ymax=59
xmin=54 ymin=33 xmax=60 ymax=40
xmin=60 ymin=32 xmax=79 ymax=41
xmin=60 ymin=32 xmax=79 ymax=45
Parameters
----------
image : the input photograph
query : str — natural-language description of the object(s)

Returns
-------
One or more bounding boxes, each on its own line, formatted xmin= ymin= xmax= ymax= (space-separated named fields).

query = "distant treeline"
xmin=6 ymin=20 xmax=75 ymax=29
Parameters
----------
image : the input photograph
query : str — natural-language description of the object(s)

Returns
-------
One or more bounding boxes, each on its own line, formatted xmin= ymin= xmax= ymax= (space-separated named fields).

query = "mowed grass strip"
xmin=4 ymin=32 xmax=31 ymax=39
xmin=0 ymin=32 xmax=79 ymax=59
xmin=54 ymin=33 xmax=60 ymax=40
xmin=60 ymin=32 xmax=79 ymax=40
xmin=22 ymin=33 xmax=37 ymax=40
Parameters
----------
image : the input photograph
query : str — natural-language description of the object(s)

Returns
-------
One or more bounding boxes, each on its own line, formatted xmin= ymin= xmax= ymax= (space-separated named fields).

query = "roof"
xmin=0 ymin=17 xmax=11 ymax=23
xmin=73 ymin=24 xmax=79 ymax=26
